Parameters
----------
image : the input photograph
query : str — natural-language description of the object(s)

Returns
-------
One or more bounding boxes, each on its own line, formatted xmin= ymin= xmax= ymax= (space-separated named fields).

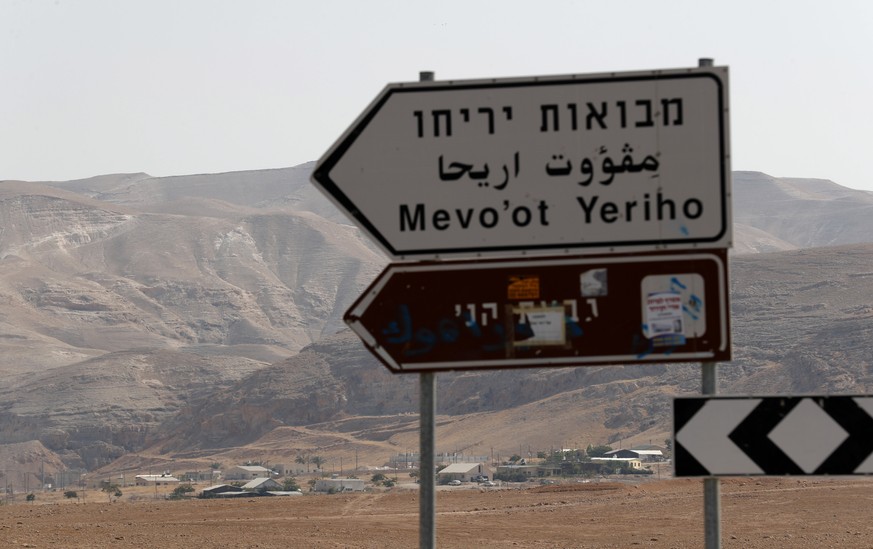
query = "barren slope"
xmin=2 ymin=167 xmax=873 ymax=478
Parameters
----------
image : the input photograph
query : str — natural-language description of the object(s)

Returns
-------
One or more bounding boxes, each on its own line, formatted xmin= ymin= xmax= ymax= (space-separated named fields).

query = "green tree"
xmin=282 ymin=477 xmax=300 ymax=491
xmin=544 ymin=450 xmax=565 ymax=465
xmin=311 ymin=456 xmax=325 ymax=470
xmin=586 ymin=444 xmax=613 ymax=458
xmin=64 ymin=490 xmax=78 ymax=500
xmin=296 ymin=454 xmax=310 ymax=473
xmin=26 ymin=493 xmax=35 ymax=503
xmin=101 ymin=482 xmax=121 ymax=502
xmin=169 ymin=485 xmax=195 ymax=500
xmin=571 ymin=449 xmax=585 ymax=460
xmin=371 ymin=473 xmax=387 ymax=483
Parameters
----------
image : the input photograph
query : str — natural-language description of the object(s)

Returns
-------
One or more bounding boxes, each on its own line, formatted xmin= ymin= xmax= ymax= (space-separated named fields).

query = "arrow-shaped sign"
xmin=674 ymin=396 xmax=873 ymax=477
xmin=346 ymin=250 xmax=729 ymax=373
xmin=312 ymin=67 xmax=731 ymax=260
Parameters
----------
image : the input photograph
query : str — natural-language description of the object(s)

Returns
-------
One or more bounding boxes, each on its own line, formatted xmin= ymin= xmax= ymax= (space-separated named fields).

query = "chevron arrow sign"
xmin=674 ymin=396 xmax=873 ymax=477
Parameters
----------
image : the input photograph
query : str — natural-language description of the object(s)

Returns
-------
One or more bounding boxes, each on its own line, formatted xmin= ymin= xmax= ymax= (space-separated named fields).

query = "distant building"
xmin=437 ymin=463 xmax=493 ymax=483
xmin=135 ymin=474 xmax=180 ymax=486
xmin=200 ymin=484 xmax=244 ymax=498
xmin=179 ymin=471 xmax=215 ymax=482
xmin=496 ymin=463 xmax=561 ymax=478
xmin=242 ymin=477 xmax=283 ymax=491
xmin=270 ymin=463 xmax=306 ymax=476
xmin=225 ymin=466 xmax=275 ymax=480
xmin=314 ymin=478 xmax=365 ymax=493
xmin=590 ymin=457 xmax=643 ymax=470
xmin=267 ymin=490 xmax=303 ymax=497
xmin=604 ymin=449 xmax=664 ymax=462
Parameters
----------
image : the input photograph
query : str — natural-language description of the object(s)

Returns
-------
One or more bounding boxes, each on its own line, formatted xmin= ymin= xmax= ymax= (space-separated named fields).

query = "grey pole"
xmin=697 ymin=56 xmax=721 ymax=549
xmin=418 ymin=69 xmax=437 ymax=549
xmin=702 ymin=360 xmax=720 ymax=548
xmin=419 ymin=371 xmax=436 ymax=549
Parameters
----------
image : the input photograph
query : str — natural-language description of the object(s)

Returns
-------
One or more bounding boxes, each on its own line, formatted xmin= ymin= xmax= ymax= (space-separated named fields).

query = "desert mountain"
xmin=0 ymin=169 xmax=382 ymax=377
xmin=147 ymin=243 xmax=873 ymax=471
xmin=732 ymin=171 xmax=873 ymax=253
xmin=0 ymin=166 xmax=871 ymax=477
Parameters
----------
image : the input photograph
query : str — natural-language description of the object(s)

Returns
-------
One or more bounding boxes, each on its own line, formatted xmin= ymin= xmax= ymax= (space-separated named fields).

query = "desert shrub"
xmin=494 ymin=472 xmax=529 ymax=483
xmin=169 ymin=485 xmax=195 ymax=500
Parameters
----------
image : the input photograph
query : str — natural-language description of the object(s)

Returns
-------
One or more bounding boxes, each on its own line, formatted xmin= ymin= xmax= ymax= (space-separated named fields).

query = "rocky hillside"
xmin=732 ymin=171 xmax=873 ymax=253
xmin=1 ymin=167 xmax=872 ymax=475
xmin=0 ymin=168 xmax=384 ymax=380
xmin=146 ymin=243 xmax=873 ymax=464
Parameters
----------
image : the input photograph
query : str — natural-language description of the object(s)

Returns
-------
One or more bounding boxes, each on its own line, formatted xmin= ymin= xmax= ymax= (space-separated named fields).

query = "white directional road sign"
xmin=674 ymin=396 xmax=873 ymax=476
xmin=312 ymin=67 xmax=731 ymax=260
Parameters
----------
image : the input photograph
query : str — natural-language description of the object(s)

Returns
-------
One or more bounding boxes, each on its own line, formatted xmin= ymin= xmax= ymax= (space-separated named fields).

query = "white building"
xmin=134 ymin=474 xmax=180 ymax=486
xmin=242 ymin=477 xmax=283 ymax=491
xmin=225 ymin=466 xmax=275 ymax=480
xmin=604 ymin=449 xmax=665 ymax=462
xmin=314 ymin=478 xmax=365 ymax=493
xmin=590 ymin=457 xmax=643 ymax=470
xmin=437 ymin=463 xmax=493 ymax=483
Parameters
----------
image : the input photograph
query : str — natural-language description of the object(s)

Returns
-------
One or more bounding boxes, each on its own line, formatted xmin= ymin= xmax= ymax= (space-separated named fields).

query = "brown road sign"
xmin=344 ymin=250 xmax=729 ymax=373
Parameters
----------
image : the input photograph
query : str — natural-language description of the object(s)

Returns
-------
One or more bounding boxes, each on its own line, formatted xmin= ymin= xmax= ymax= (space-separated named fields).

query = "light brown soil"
xmin=3 ymin=478 xmax=873 ymax=548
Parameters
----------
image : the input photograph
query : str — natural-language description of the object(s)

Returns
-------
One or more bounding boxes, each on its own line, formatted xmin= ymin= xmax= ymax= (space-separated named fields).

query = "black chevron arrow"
xmin=728 ymin=397 xmax=805 ymax=475
xmin=813 ymin=397 xmax=873 ymax=474
xmin=673 ymin=397 xmax=711 ymax=476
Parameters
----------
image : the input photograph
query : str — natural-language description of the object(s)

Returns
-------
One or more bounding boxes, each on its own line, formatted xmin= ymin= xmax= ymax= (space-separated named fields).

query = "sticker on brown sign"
xmin=507 ymin=275 xmax=540 ymax=300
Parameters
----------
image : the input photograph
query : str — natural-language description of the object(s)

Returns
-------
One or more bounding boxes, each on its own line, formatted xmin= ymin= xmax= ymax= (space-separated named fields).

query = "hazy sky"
xmin=2 ymin=0 xmax=872 ymax=191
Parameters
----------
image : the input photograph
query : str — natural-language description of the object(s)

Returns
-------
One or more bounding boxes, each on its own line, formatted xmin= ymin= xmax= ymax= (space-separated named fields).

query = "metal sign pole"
xmin=419 ymin=371 xmax=436 ymax=549
xmin=698 ymin=55 xmax=721 ymax=549
xmin=416 ymin=70 xmax=437 ymax=549
xmin=702 ymin=361 xmax=721 ymax=548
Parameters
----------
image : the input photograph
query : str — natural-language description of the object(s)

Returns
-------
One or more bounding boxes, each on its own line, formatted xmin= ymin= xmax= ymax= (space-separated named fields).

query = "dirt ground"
xmin=3 ymin=478 xmax=873 ymax=548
